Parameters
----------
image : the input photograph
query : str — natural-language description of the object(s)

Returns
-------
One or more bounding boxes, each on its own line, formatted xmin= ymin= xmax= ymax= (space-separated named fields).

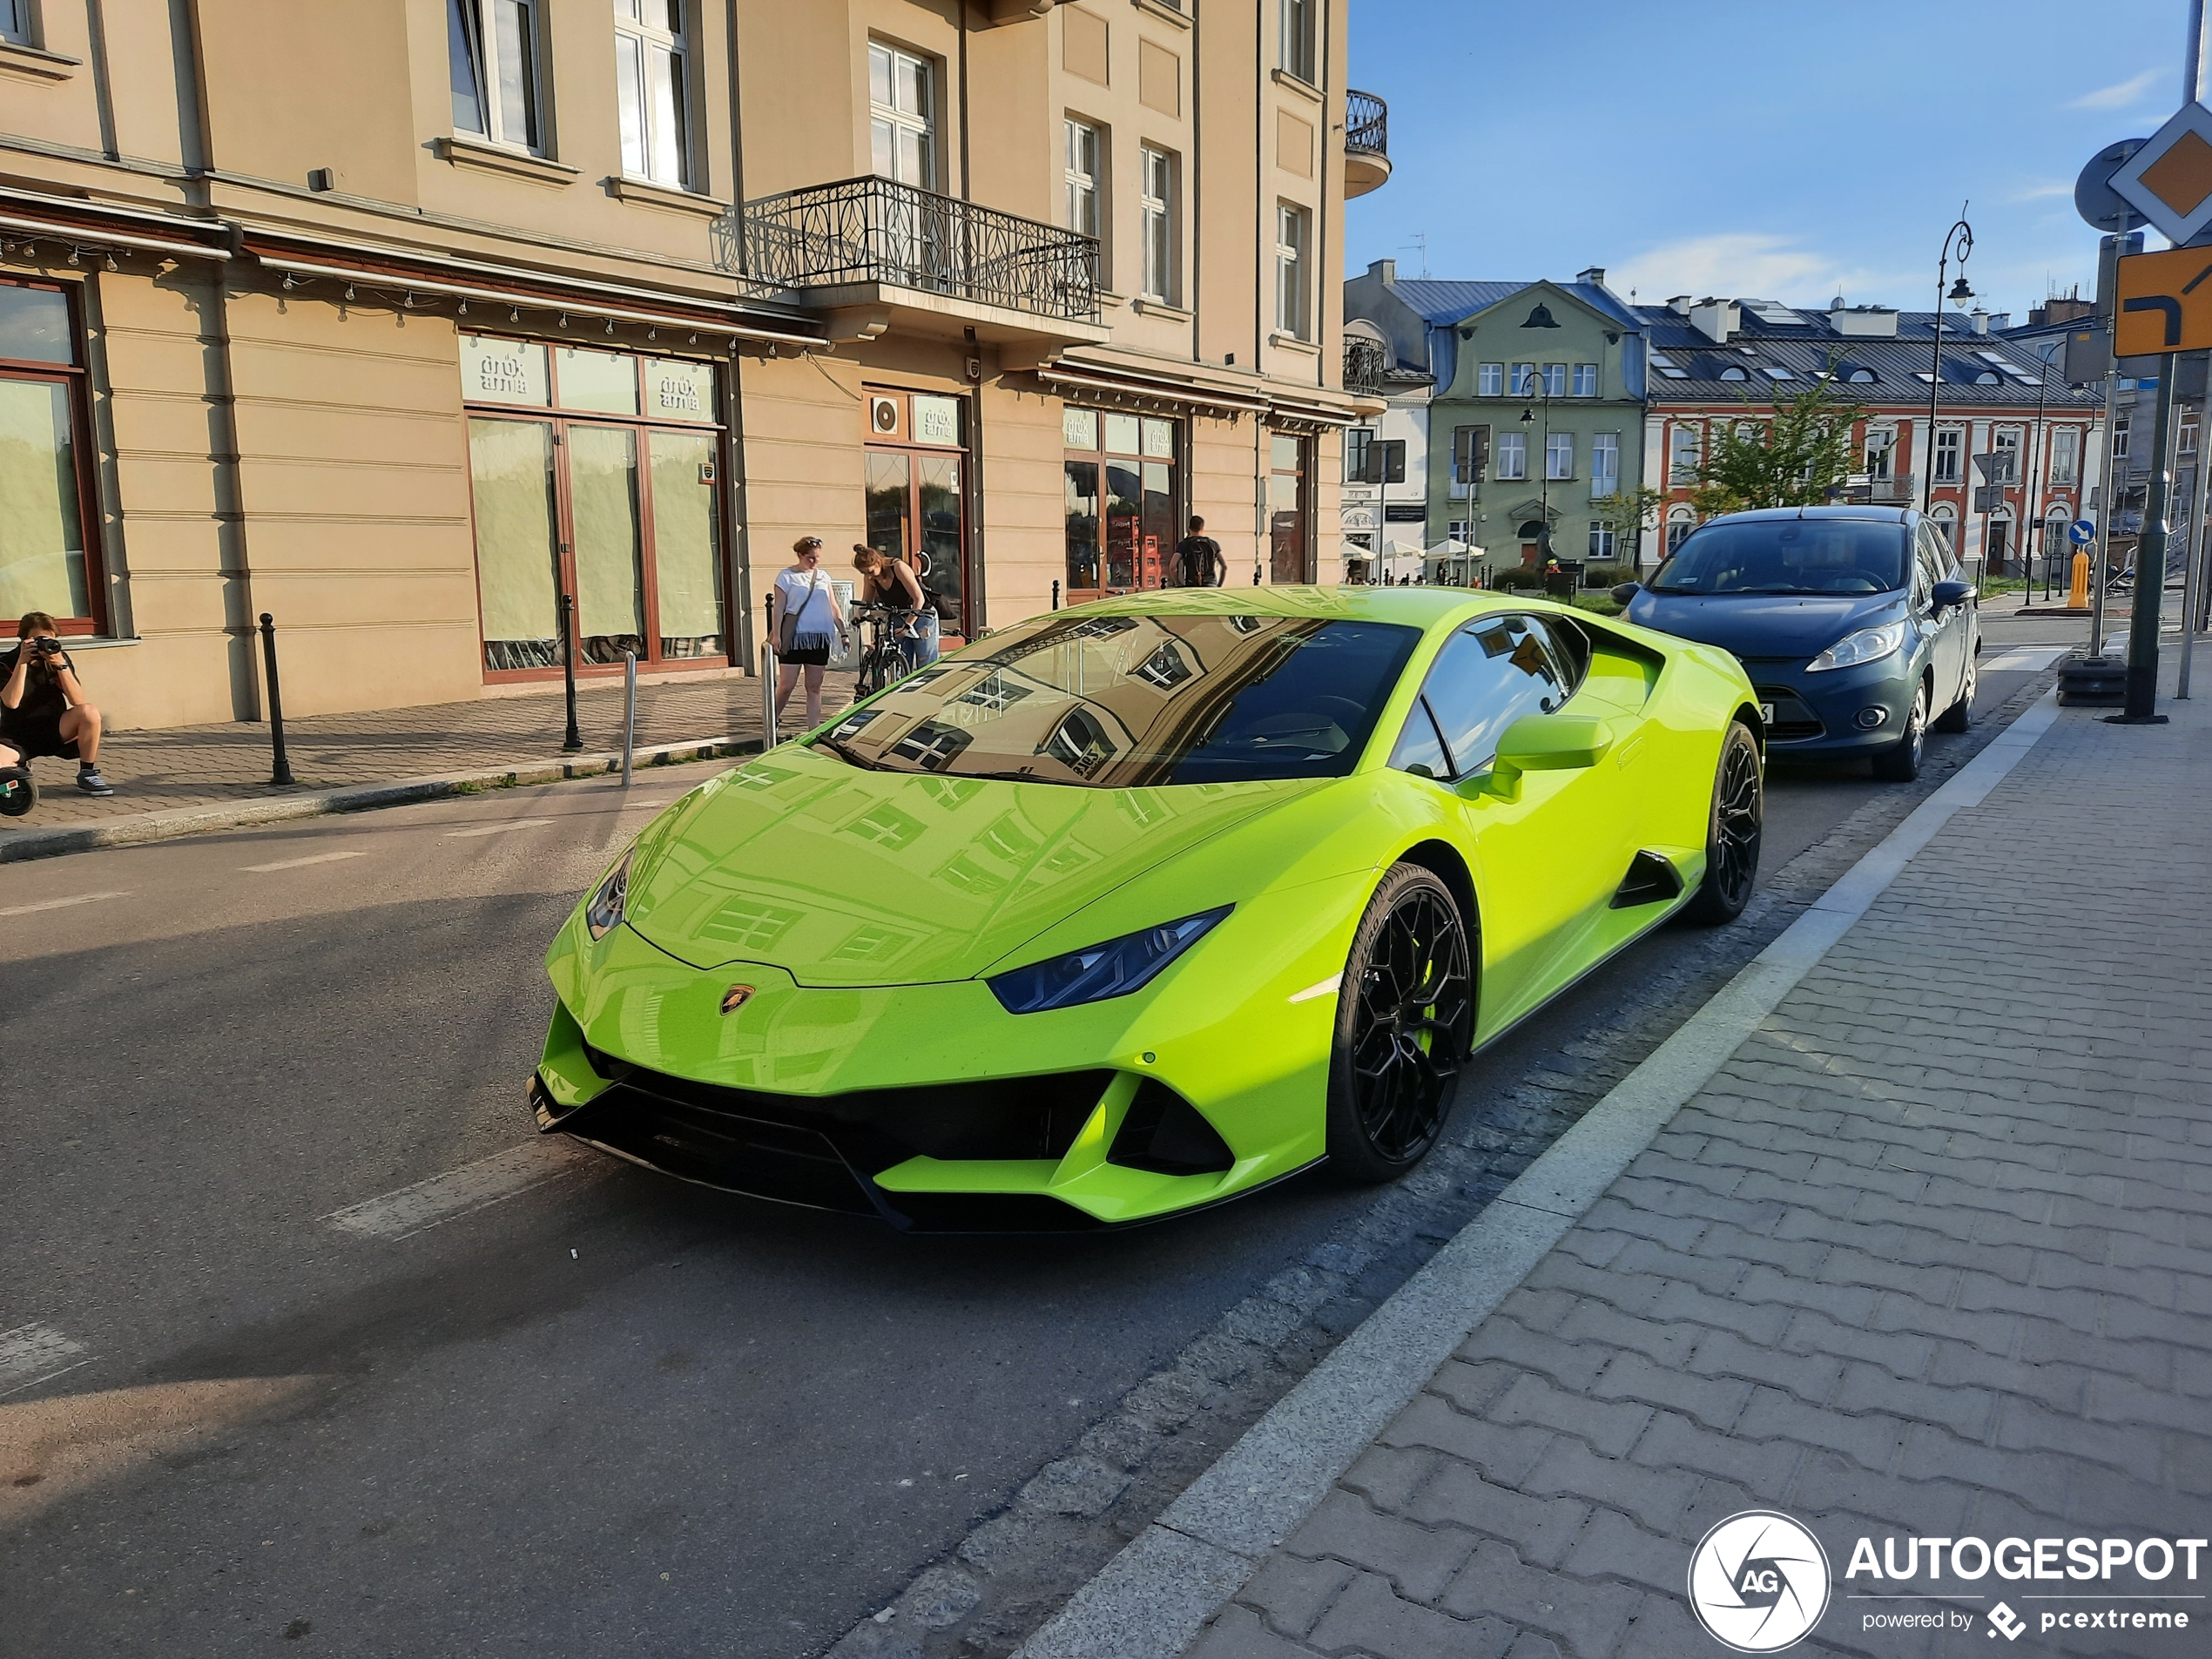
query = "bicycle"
xmin=850 ymin=603 xmax=926 ymax=696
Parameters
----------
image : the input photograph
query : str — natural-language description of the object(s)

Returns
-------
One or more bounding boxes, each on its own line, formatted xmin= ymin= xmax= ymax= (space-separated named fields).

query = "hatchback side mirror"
xmin=1609 ymin=582 xmax=1641 ymax=605
xmin=1931 ymin=579 xmax=1974 ymax=610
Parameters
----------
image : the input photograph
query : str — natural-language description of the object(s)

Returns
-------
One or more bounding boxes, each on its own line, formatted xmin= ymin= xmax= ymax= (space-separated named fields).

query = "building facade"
xmin=0 ymin=0 xmax=1382 ymax=732
xmin=1342 ymin=260 xmax=1648 ymax=577
xmin=1636 ymin=297 xmax=2104 ymax=575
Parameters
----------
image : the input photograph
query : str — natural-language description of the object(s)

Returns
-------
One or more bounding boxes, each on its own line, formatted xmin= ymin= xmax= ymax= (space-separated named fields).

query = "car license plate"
xmin=1760 ymin=701 xmax=1777 ymax=725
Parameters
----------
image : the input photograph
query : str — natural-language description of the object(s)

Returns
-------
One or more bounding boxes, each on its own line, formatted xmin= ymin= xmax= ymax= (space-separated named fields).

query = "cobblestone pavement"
xmin=2 ymin=671 xmax=852 ymax=832
xmin=1186 ymin=678 xmax=2212 ymax=1659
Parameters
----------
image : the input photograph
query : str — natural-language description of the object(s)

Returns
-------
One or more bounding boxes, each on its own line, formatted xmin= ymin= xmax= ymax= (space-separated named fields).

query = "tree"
xmin=1587 ymin=486 xmax=1664 ymax=567
xmin=1691 ymin=371 xmax=1867 ymax=516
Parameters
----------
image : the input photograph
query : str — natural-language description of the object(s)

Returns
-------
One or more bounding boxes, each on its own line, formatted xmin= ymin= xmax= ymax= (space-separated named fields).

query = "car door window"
xmin=1393 ymin=613 xmax=1568 ymax=780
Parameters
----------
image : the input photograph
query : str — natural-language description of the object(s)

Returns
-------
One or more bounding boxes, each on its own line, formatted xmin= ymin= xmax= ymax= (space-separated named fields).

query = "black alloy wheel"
xmin=1933 ymin=656 xmax=1976 ymax=732
xmin=1326 ymin=864 xmax=1475 ymax=1181
xmin=1683 ymin=722 xmax=1763 ymax=926
xmin=1871 ymin=683 xmax=1928 ymax=781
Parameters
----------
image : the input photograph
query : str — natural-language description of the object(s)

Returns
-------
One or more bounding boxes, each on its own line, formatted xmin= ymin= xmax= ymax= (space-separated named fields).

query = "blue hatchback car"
xmin=1614 ymin=507 xmax=1979 ymax=781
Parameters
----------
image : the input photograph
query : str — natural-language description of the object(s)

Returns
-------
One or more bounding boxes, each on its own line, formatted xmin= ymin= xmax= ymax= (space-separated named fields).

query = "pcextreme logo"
xmin=1688 ymin=1510 xmax=1832 ymax=1652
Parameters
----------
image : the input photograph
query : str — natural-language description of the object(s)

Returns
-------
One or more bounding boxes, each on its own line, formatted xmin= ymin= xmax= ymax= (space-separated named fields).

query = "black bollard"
xmin=258 ymin=612 xmax=295 ymax=786
xmin=559 ymin=592 xmax=583 ymax=753
xmin=1051 ymin=579 xmax=1060 ymax=610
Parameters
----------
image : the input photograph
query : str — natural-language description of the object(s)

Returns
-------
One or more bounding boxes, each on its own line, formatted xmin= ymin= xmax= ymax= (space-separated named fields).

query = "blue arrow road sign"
xmin=2069 ymin=520 xmax=2096 ymax=546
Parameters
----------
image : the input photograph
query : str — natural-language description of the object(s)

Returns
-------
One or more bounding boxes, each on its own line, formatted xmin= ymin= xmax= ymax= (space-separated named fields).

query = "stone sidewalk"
xmin=2 ymin=669 xmax=851 ymax=836
xmin=1183 ymin=679 xmax=2212 ymax=1658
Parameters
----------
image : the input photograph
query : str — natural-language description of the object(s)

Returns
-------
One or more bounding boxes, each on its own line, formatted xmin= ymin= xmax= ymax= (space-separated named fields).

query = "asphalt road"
xmin=0 ymin=604 xmax=2082 ymax=1657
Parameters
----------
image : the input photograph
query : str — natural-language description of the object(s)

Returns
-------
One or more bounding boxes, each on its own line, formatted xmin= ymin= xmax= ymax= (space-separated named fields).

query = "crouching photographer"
xmin=1 ymin=611 xmax=113 ymax=811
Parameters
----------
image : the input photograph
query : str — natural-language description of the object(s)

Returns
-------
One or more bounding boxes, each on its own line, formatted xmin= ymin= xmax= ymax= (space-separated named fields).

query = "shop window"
xmin=867 ymin=388 xmax=969 ymax=635
xmin=1269 ymin=432 xmax=1311 ymax=583
xmin=461 ymin=334 xmax=725 ymax=678
xmin=0 ymin=280 xmax=100 ymax=631
xmin=1064 ymin=407 xmax=1177 ymax=598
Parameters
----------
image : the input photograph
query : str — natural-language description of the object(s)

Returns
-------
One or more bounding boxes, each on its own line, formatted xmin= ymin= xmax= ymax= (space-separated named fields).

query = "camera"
xmin=29 ymin=636 xmax=63 ymax=658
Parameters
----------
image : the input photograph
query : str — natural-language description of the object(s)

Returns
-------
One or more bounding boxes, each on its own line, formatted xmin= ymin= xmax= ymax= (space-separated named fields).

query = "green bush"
xmin=1581 ymin=564 xmax=1637 ymax=589
xmin=1489 ymin=566 xmax=1542 ymax=590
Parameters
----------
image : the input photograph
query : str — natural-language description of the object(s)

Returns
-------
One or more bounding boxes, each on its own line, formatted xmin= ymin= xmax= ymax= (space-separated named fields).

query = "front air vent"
xmin=1108 ymin=1080 xmax=1235 ymax=1177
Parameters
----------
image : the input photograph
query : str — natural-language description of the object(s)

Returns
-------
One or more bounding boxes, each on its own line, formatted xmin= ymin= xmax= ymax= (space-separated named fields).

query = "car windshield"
xmin=811 ymin=612 xmax=1421 ymax=787
xmin=1650 ymin=518 xmax=1911 ymax=596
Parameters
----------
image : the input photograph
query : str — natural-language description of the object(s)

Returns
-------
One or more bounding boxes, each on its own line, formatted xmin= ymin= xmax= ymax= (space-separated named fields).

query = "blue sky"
xmin=1344 ymin=0 xmax=2195 ymax=320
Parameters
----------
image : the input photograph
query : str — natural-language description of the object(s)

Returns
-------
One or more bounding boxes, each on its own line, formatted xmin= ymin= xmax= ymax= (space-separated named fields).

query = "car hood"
xmin=621 ymin=749 xmax=1324 ymax=986
xmin=1625 ymin=590 xmax=1905 ymax=660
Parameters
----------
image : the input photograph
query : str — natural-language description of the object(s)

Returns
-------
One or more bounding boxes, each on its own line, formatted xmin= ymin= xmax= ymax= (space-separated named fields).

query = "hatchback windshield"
xmin=1650 ymin=518 xmax=1911 ymax=597
xmin=812 ymin=612 xmax=1420 ymax=787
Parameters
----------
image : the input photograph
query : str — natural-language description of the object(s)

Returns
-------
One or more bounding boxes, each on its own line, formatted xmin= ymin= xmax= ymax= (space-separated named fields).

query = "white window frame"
xmin=1864 ymin=425 xmax=1895 ymax=478
xmin=616 ymin=0 xmax=692 ymax=188
xmin=1542 ymin=363 xmax=1567 ymax=397
xmin=1590 ymin=431 xmax=1620 ymax=496
xmin=1669 ymin=424 xmax=1701 ymax=483
xmin=1994 ymin=426 xmax=2022 ymax=481
xmin=1666 ymin=510 xmax=1695 ymax=554
xmin=1934 ymin=426 xmax=1963 ymax=482
xmin=1510 ymin=362 xmax=1535 ymax=396
xmin=1588 ymin=520 xmax=1617 ymax=560
xmin=1275 ymin=202 xmax=1311 ymax=340
xmin=1064 ymin=117 xmax=1103 ymax=241
xmin=1278 ymin=0 xmax=1315 ymax=82
xmin=872 ymin=40 xmax=938 ymax=191
xmin=1545 ymin=430 xmax=1574 ymax=481
xmin=1478 ymin=362 xmax=1503 ymax=396
xmin=0 ymin=0 xmax=33 ymax=45
xmin=1139 ymin=144 xmax=1177 ymax=303
xmin=2113 ymin=415 xmax=2131 ymax=461
xmin=448 ymin=0 xmax=545 ymax=154
xmin=2051 ymin=425 xmax=2081 ymax=485
xmin=1495 ymin=429 xmax=1528 ymax=481
xmin=1572 ymin=363 xmax=1598 ymax=397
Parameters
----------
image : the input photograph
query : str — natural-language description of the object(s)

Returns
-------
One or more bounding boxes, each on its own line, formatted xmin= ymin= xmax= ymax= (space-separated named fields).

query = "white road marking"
xmin=322 ymin=1138 xmax=594 ymax=1242
xmin=0 ymin=1323 xmax=89 ymax=1398
xmin=443 ymin=818 xmax=554 ymax=839
xmin=240 ymin=849 xmax=368 ymax=873
xmin=0 ymin=890 xmax=128 ymax=918
xmin=619 ymin=798 xmax=676 ymax=811
xmin=1979 ymin=645 xmax=2069 ymax=674
xmin=1286 ymin=975 xmax=1340 ymax=1004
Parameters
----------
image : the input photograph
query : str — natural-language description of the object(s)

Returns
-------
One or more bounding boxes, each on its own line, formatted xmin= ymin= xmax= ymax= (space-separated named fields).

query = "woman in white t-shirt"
xmin=770 ymin=536 xmax=847 ymax=729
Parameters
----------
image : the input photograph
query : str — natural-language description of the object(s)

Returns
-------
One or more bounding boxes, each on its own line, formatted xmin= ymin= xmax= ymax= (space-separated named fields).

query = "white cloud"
xmin=1609 ymin=233 xmax=1904 ymax=310
xmin=2010 ymin=180 xmax=2074 ymax=202
xmin=2069 ymin=68 xmax=2161 ymax=111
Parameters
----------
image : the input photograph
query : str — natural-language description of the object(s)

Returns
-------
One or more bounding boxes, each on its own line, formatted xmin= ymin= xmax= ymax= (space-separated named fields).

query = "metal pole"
xmin=258 ymin=612 xmax=293 ymax=787
xmin=2091 ymin=320 xmax=2120 ymax=655
xmin=1052 ymin=578 xmax=1060 ymax=610
xmin=2118 ymin=352 xmax=2177 ymax=720
xmin=559 ymin=592 xmax=583 ymax=753
xmin=1924 ymin=214 xmax=1972 ymax=516
xmin=621 ymin=648 xmax=637 ymax=784
xmin=761 ymin=595 xmax=779 ymax=748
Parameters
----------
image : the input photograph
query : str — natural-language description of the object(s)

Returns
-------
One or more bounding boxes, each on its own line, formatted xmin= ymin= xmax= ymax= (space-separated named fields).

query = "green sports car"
xmin=530 ymin=588 xmax=1764 ymax=1230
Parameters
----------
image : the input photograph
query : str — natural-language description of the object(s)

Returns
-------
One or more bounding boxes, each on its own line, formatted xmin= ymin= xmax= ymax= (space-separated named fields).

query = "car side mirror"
xmin=1609 ymin=582 xmax=1642 ymax=605
xmin=1931 ymin=579 xmax=1974 ymax=610
xmin=1481 ymin=712 xmax=1615 ymax=799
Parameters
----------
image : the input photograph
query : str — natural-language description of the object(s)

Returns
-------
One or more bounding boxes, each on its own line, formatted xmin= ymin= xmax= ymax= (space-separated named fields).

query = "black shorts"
xmin=779 ymin=644 xmax=832 ymax=667
xmin=0 ymin=715 xmax=76 ymax=761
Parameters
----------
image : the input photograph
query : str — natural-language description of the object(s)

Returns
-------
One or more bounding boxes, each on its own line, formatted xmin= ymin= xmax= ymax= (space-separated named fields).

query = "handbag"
xmin=778 ymin=569 xmax=830 ymax=653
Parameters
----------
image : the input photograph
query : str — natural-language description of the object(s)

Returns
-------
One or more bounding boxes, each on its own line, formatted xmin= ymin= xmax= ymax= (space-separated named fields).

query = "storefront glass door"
xmin=468 ymin=417 xmax=562 ymax=671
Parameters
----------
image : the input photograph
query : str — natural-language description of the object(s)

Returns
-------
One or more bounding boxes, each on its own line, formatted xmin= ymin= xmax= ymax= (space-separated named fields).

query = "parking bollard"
xmin=559 ymin=593 xmax=583 ymax=753
xmin=258 ymin=612 xmax=294 ymax=786
xmin=621 ymin=649 xmax=637 ymax=784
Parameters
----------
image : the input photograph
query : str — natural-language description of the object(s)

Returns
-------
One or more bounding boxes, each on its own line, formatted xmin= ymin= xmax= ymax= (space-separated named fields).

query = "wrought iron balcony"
xmin=741 ymin=174 xmax=1100 ymax=324
xmin=1344 ymin=91 xmax=1391 ymax=199
xmin=1345 ymin=335 xmax=1391 ymax=397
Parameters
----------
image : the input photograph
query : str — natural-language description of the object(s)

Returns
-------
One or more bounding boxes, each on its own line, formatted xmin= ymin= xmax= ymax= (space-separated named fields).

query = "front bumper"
xmin=1744 ymin=653 xmax=1920 ymax=759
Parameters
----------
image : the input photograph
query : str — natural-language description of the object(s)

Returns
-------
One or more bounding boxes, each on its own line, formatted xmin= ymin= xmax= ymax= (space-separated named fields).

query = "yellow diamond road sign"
xmin=2112 ymin=101 xmax=2212 ymax=246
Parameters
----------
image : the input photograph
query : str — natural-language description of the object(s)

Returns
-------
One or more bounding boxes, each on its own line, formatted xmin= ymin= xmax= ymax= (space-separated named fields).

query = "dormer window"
xmin=1847 ymin=368 xmax=1877 ymax=383
xmin=1973 ymin=370 xmax=2001 ymax=385
xmin=1719 ymin=366 xmax=1749 ymax=381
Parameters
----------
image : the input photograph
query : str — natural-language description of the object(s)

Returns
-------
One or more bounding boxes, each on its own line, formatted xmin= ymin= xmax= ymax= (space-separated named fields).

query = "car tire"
xmin=1933 ymin=658 xmax=1975 ymax=732
xmin=1680 ymin=721 xmax=1763 ymax=927
xmin=1325 ymin=862 xmax=1475 ymax=1184
xmin=1871 ymin=683 xmax=1928 ymax=782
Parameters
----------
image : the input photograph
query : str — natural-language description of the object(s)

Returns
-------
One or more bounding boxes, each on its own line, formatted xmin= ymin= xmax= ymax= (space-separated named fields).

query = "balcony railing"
xmin=1345 ymin=91 xmax=1388 ymax=158
xmin=742 ymin=174 xmax=1099 ymax=324
xmin=1345 ymin=335 xmax=1391 ymax=396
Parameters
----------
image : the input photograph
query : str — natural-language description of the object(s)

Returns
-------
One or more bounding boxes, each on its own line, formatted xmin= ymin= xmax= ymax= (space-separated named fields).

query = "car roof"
xmin=1703 ymin=505 xmax=1914 ymax=526
xmin=1063 ymin=584 xmax=1527 ymax=629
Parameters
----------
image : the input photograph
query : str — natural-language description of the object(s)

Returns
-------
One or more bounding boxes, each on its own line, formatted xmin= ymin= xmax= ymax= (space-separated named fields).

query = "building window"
xmin=1588 ymin=521 xmax=1617 ymax=561
xmin=1447 ymin=519 xmax=1474 ymax=543
xmin=0 ymin=280 xmax=99 ymax=631
xmin=1572 ymin=363 xmax=1598 ymax=397
xmin=869 ymin=390 xmax=971 ymax=635
xmin=1591 ymin=432 xmax=1619 ymax=496
xmin=1345 ymin=428 xmax=1373 ymax=484
xmin=2051 ymin=426 xmax=2080 ymax=485
xmin=1994 ymin=428 xmax=2021 ymax=482
xmin=1274 ymin=203 xmax=1311 ymax=340
xmin=447 ymin=0 xmax=543 ymax=150
xmin=1064 ymin=118 xmax=1103 ymax=241
xmin=1139 ymin=145 xmax=1177 ymax=303
xmin=1934 ymin=427 xmax=1962 ymax=482
xmin=1669 ymin=424 xmax=1701 ymax=483
xmin=2113 ymin=415 xmax=2130 ymax=461
xmin=1495 ymin=430 xmax=1527 ymax=481
xmin=1451 ymin=424 xmax=1489 ymax=498
xmin=616 ymin=0 xmax=691 ymax=187
xmin=2183 ymin=413 xmax=2200 ymax=456
xmin=1278 ymin=0 xmax=1314 ymax=82
xmin=1510 ymin=362 xmax=1535 ymax=397
xmin=1864 ymin=427 xmax=1895 ymax=478
xmin=1545 ymin=431 xmax=1574 ymax=481
xmin=460 ymin=336 xmax=727 ymax=678
xmin=1542 ymin=363 xmax=1567 ymax=397
xmin=1345 ymin=431 xmax=1403 ymax=483
xmin=1930 ymin=507 xmax=1956 ymax=547
xmin=1268 ymin=432 xmax=1311 ymax=582
xmin=1064 ymin=408 xmax=1177 ymax=597
xmin=1666 ymin=511 xmax=1694 ymax=554
xmin=870 ymin=40 xmax=936 ymax=188
xmin=1 ymin=0 xmax=34 ymax=44
xmin=1478 ymin=361 xmax=1503 ymax=396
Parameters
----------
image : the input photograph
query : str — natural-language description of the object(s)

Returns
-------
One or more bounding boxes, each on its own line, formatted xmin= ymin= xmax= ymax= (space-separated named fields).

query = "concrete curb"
xmin=0 ymin=735 xmax=761 ymax=864
xmin=1013 ymin=691 xmax=2066 ymax=1659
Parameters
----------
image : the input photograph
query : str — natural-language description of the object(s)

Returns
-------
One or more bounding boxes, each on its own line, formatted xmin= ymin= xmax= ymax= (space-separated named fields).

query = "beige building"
xmin=0 ymin=0 xmax=1386 ymax=731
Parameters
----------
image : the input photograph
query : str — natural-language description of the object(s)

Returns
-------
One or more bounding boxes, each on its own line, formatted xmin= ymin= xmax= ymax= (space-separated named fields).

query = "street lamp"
xmin=1520 ymin=366 xmax=1554 ymax=566
xmin=1922 ymin=210 xmax=1974 ymax=516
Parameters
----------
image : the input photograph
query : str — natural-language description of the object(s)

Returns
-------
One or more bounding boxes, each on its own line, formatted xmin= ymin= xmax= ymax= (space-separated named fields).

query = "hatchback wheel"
xmin=1933 ymin=658 xmax=1976 ymax=732
xmin=1871 ymin=684 xmax=1927 ymax=782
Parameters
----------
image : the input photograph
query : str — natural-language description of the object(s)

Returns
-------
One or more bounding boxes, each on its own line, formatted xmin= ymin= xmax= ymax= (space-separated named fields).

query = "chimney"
xmin=1667 ymin=294 xmax=1694 ymax=315
xmin=1971 ymin=307 xmax=1989 ymax=335
xmin=1369 ymin=257 xmax=1397 ymax=284
xmin=1827 ymin=304 xmax=1899 ymax=338
xmin=1689 ymin=298 xmax=1740 ymax=343
xmin=1576 ymin=266 xmax=1607 ymax=287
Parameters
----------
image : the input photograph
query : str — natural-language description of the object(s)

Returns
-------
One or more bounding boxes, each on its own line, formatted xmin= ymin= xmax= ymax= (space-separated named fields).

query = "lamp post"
xmin=1922 ymin=212 xmax=1975 ymax=519
xmin=1519 ymin=365 xmax=1554 ymax=569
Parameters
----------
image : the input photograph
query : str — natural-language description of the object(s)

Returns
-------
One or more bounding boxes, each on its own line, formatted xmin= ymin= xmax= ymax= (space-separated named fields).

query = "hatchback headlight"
xmin=988 ymin=907 xmax=1231 ymax=1015
xmin=585 ymin=850 xmax=632 ymax=941
xmin=1806 ymin=621 xmax=1905 ymax=673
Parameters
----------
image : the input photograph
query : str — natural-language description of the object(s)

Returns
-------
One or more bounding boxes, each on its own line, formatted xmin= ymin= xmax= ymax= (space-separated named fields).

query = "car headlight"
xmin=585 ymin=850 xmax=631 ymax=941
xmin=988 ymin=907 xmax=1231 ymax=1015
xmin=1805 ymin=621 xmax=1906 ymax=673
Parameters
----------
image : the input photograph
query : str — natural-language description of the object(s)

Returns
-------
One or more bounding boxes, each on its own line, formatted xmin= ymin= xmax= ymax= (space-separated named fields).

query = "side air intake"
xmin=1610 ymin=850 xmax=1685 ymax=909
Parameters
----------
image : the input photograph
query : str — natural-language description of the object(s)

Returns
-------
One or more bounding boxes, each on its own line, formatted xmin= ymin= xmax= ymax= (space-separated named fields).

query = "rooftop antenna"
xmin=1402 ymin=232 xmax=1431 ymax=278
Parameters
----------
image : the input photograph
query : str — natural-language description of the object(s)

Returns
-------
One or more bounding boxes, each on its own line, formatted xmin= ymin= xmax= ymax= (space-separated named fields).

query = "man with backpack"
xmin=1173 ymin=516 xmax=1225 ymax=588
